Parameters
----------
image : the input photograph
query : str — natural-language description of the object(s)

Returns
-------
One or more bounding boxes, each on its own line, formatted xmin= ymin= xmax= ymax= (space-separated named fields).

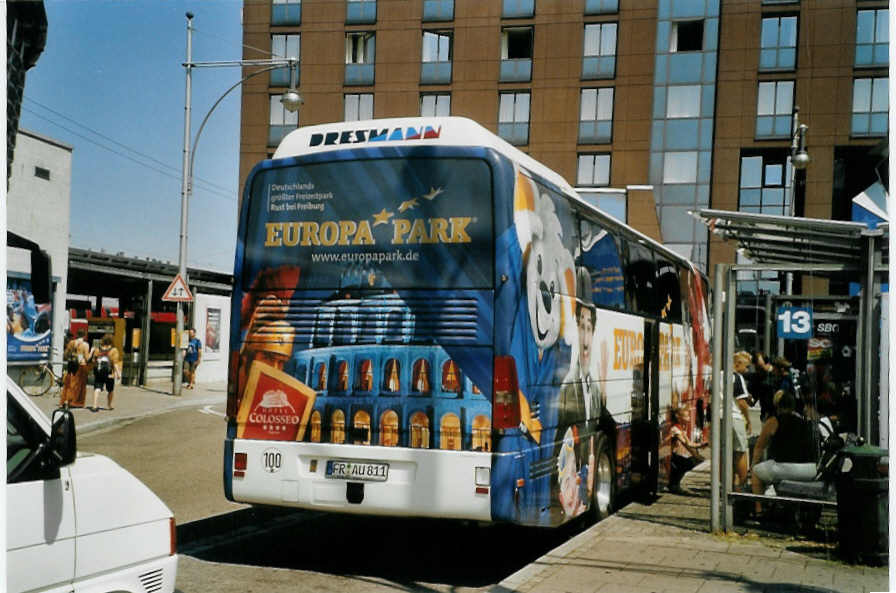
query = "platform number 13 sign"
xmin=777 ymin=306 xmax=813 ymax=340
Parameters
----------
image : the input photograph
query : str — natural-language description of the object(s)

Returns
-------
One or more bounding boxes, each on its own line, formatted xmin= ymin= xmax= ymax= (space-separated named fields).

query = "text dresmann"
xmin=264 ymin=218 xmax=473 ymax=247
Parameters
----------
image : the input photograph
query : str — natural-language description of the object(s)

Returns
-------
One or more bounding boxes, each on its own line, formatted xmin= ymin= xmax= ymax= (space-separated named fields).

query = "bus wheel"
xmin=591 ymin=434 xmax=615 ymax=521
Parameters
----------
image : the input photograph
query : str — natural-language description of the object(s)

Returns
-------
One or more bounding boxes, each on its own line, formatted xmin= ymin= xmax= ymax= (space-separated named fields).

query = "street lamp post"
xmin=173 ymin=12 xmax=302 ymax=395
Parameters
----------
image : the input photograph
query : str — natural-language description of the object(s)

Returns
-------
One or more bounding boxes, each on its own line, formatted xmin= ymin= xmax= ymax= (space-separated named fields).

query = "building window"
xmin=852 ymin=77 xmax=888 ymax=137
xmin=421 ymin=93 xmax=450 ymax=116
xmin=352 ymin=411 xmax=371 ymax=445
xmin=583 ymin=23 xmax=617 ymax=79
xmin=663 ymin=151 xmax=698 ymax=183
xmin=421 ymin=30 xmax=452 ymax=84
xmin=760 ymin=15 xmax=797 ymax=71
xmin=856 ymin=9 xmax=888 ymax=67
xmin=578 ymin=87 xmax=614 ymax=144
xmin=269 ymin=94 xmax=298 ymax=147
xmin=584 ymin=0 xmax=617 ymax=15
xmin=411 ymin=359 xmax=431 ymax=393
xmin=500 ymin=27 xmax=533 ymax=82
xmin=577 ymin=153 xmax=611 ymax=186
xmin=472 ymin=415 xmax=491 ymax=452
xmin=666 ymin=85 xmax=701 ymax=118
xmin=498 ymin=91 xmax=530 ymax=145
xmin=502 ymin=0 xmax=534 ymax=19
xmin=423 ymin=0 xmax=454 ymax=22
xmin=34 ymin=166 xmax=50 ymax=180
xmin=309 ymin=411 xmax=321 ymax=443
xmin=272 ymin=0 xmax=301 ymax=26
xmin=346 ymin=0 xmax=376 ymax=24
xmin=756 ymin=80 xmax=793 ymax=138
xmin=345 ymin=93 xmax=374 ymax=121
xmin=345 ymin=32 xmax=375 ymax=85
xmin=383 ymin=359 xmax=400 ymax=392
xmin=409 ymin=411 xmax=430 ymax=448
xmin=671 ymin=20 xmax=704 ymax=52
xmin=738 ymin=154 xmax=793 ymax=216
xmin=330 ymin=410 xmax=345 ymax=443
xmin=270 ymin=34 xmax=300 ymax=86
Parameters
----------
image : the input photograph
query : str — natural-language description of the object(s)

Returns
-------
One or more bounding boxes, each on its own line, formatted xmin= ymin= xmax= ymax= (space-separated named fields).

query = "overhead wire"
xmin=22 ymin=100 xmax=238 ymax=201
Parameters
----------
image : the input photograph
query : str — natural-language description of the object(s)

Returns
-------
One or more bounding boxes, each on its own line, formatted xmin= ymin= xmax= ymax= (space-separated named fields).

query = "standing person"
xmin=731 ymin=351 xmax=754 ymax=488
xmin=749 ymin=352 xmax=776 ymax=421
xmin=60 ymin=329 xmax=91 ymax=407
xmin=89 ymin=334 xmax=121 ymax=411
xmin=667 ymin=405 xmax=709 ymax=494
xmin=184 ymin=328 xmax=202 ymax=389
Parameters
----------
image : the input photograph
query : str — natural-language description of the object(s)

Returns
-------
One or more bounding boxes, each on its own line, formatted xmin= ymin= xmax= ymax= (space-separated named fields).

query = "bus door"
xmin=630 ymin=319 xmax=659 ymax=496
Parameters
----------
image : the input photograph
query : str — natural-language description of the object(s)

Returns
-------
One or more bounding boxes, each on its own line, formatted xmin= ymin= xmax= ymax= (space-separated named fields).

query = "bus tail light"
xmin=169 ymin=517 xmax=177 ymax=556
xmin=493 ymin=356 xmax=521 ymax=430
xmin=234 ymin=452 xmax=247 ymax=478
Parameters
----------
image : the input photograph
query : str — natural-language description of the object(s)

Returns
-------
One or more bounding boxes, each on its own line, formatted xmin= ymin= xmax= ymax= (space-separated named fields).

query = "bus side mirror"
xmin=49 ymin=408 xmax=77 ymax=467
xmin=30 ymin=248 xmax=52 ymax=304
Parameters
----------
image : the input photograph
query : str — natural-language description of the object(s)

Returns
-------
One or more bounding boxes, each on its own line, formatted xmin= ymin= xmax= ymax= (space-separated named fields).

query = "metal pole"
xmin=763 ymin=293 xmax=773 ymax=356
xmin=861 ymin=234 xmax=876 ymax=443
xmin=723 ymin=263 xmax=737 ymax=531
xmin=140 ymin=279 xmax=152 ymax=386
xmin=174 ymin=12 xmax=193 ymax=396
xmin=710 ymin=263 xmax=726 ymax=532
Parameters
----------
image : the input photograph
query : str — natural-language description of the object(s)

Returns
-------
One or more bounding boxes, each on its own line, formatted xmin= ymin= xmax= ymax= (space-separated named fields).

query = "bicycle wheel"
xmin=20 ymin=365 xmax=52 ymax=396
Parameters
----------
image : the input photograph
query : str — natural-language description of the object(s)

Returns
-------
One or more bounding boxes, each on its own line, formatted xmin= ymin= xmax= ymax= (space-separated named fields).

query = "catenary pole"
xmin=174 ymin=12 xmax=193 ymax=396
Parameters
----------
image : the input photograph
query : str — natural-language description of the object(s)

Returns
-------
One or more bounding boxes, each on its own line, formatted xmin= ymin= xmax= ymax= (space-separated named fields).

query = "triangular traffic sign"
xmin=162 ymin=273 xmax=194 ymax=302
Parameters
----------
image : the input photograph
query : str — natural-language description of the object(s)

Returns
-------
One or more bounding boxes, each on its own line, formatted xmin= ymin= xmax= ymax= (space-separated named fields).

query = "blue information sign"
xmin=776 ymin=306 xmax=813 ymax=340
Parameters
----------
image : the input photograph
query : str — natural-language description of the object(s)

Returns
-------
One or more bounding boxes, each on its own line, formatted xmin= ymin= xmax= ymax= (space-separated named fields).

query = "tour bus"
xmin=225 ymin=117 xmax=711 ymax=527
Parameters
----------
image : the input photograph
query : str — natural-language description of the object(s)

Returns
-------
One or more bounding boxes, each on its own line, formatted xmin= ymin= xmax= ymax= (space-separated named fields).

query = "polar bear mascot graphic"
xmin=514 ymin=171 xmax=576 ymax=365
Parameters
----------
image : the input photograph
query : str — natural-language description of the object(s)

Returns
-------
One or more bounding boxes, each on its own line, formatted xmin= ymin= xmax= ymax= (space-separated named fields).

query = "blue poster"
xmin=7 ymin=277 xmax=52 ymax=361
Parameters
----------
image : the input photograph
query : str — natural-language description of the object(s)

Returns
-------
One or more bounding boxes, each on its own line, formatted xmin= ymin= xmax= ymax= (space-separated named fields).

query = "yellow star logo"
xmin=422 ymin=186 xmax=444 ymax=200
xmin=372 ymin=208 xmax=393 ymax=226
xmin=398 ymin=198 xmax=418 ymax=213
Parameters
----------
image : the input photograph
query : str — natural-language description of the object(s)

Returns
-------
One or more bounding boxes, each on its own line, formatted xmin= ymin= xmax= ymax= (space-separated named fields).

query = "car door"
xmin=6 ymin=389 xmax=76 ymax=593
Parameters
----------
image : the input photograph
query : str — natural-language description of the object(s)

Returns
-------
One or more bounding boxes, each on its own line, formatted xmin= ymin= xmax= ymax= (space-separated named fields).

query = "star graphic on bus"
xmin=372 ymin=208 xmax=393 ymax=226
xmin=398 ymin=198 xmax=418 ymax=212
xmin=422 ymin=186 xmax=444 ymax=200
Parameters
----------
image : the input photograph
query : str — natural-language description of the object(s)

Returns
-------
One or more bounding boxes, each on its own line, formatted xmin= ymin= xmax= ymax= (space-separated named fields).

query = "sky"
xmin=20 ymin=0 xmax=261 ymax=273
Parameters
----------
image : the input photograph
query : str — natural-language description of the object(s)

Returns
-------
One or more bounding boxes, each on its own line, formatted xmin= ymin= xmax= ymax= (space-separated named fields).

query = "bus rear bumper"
xmin=226 ymin=439 xmax=493 ymax=521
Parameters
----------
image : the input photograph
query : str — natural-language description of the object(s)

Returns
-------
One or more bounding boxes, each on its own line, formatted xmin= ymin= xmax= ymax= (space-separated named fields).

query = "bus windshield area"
xmin=242 ymin=157 xmax=494 ymax=292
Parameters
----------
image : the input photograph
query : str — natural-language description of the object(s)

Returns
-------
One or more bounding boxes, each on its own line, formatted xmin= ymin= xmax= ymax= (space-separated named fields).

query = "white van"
xmin=6 ymin=376 xmax=178 ymax=593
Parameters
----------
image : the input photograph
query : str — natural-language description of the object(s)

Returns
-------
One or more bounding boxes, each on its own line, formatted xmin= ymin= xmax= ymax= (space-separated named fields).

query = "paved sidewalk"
xmin=491 ymin=463 xmax=889 ymax=593
xmin=33 ymin=380 xmax=227 ymax=435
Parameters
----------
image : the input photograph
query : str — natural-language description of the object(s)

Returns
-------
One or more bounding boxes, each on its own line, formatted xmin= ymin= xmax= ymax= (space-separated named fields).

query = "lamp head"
xmin=791 ymin=149 xmax=811 ymax=170
xmin=281 ymin=88 xmax=303 ymax=113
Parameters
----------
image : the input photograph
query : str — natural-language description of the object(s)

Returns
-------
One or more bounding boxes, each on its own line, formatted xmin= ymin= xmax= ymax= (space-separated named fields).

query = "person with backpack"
xmin=89 ymin=334 xmax=121 ymax=411
xmin=60 ymin=328 xmax=90 ymax=407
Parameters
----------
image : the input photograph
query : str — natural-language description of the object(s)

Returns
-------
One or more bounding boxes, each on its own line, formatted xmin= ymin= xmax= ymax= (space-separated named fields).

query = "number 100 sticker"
xmin=777 ymin=306 xmax=813 ymax=340
xmin=262 ymin=448 xmax=283 ymax=473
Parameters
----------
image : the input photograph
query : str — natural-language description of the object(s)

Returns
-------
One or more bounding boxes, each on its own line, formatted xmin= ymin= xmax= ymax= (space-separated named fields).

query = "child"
xmin=668 ymin=405 xmax=708 ymax=494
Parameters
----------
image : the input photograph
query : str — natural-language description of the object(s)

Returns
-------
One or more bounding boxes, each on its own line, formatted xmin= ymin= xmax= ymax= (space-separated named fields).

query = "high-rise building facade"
xmin=239 ymin=0 xmax=888 ymax=294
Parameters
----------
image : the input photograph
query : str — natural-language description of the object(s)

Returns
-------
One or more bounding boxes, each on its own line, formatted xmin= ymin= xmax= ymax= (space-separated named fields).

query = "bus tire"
xmin=590 ymin=433 xmax=615 ymax=521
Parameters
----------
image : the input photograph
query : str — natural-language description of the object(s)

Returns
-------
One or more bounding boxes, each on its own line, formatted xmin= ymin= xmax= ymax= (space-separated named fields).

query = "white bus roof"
xmin=273 ymin=116 xmax=576 ymax=197
xmin=273 ymin=117 xmax=697 ymax=271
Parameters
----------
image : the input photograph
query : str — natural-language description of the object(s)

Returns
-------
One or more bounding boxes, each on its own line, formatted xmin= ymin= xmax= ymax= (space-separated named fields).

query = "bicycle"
xmin=19 ymin=360 xmax=65 ymax=397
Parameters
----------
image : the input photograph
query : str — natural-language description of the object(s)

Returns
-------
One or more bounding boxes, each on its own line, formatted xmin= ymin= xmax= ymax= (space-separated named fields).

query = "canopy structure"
xmin=692 ymin=209 xmax=889 ymax=532
xmin=695 ymin=208 xmax=888 ymax=269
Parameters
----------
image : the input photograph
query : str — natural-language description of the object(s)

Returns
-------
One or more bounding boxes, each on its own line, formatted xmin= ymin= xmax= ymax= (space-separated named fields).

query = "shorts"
xmin=94 ymin=371 xmax=114 ymax=392
xmin=752 ymin=460 xmax=817 ymax=484
xmin=731 ymin=418 xmax=748 ymax=453
xmin=186 ymin=360 xmax=199 ymax=373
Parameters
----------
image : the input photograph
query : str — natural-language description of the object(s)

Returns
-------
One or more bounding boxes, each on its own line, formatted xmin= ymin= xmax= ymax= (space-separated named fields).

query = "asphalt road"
xmin=78 ymin=404 xmax=578 ymax=593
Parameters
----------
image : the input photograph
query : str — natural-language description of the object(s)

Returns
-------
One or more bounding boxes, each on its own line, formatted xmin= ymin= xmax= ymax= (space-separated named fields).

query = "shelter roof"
xmin=693 ymin=209 xmax=888 ymax=268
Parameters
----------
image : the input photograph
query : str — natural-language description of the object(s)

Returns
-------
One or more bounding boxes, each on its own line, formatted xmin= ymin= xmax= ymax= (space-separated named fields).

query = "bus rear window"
xmin=242 ymin=158 xmax=494 ymax=290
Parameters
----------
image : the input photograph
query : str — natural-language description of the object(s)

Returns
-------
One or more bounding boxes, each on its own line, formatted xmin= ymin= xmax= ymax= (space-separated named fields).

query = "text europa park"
xmin=264 ymin=214 xmax=474 ymax=247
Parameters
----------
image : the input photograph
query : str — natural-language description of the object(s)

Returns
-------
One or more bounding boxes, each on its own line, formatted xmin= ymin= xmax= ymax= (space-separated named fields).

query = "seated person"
xmin=667 ymin=405 xmax=709 ymax=494
xmin=750 ymin=390 xmax=817 ymax=514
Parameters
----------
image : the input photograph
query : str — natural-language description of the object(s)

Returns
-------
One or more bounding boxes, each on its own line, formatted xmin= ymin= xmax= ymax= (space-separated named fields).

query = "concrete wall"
xmin=192 ymin=293 xmax=232 ymax=384
xmin=7 ymin=129 xmax=73 ymax=366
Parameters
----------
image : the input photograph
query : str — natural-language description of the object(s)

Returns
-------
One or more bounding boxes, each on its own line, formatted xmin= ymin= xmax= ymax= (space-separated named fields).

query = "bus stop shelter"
xmin=693 ymin=209 xmax=889 ymax=532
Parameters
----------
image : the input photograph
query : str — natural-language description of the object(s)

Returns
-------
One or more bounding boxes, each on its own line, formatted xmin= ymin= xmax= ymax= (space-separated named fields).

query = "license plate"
xmin=325 ymin=460 xmax=389 ymax=482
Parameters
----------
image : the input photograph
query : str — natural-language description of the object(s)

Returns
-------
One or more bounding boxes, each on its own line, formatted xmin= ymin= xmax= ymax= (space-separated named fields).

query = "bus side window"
xmin=625 ymin=242 xmax=657 ymax=317
xmin=655 ymin=257 xmax=682 ymax=323
xmin=577 ymin=217 xmax=625 ymax=310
